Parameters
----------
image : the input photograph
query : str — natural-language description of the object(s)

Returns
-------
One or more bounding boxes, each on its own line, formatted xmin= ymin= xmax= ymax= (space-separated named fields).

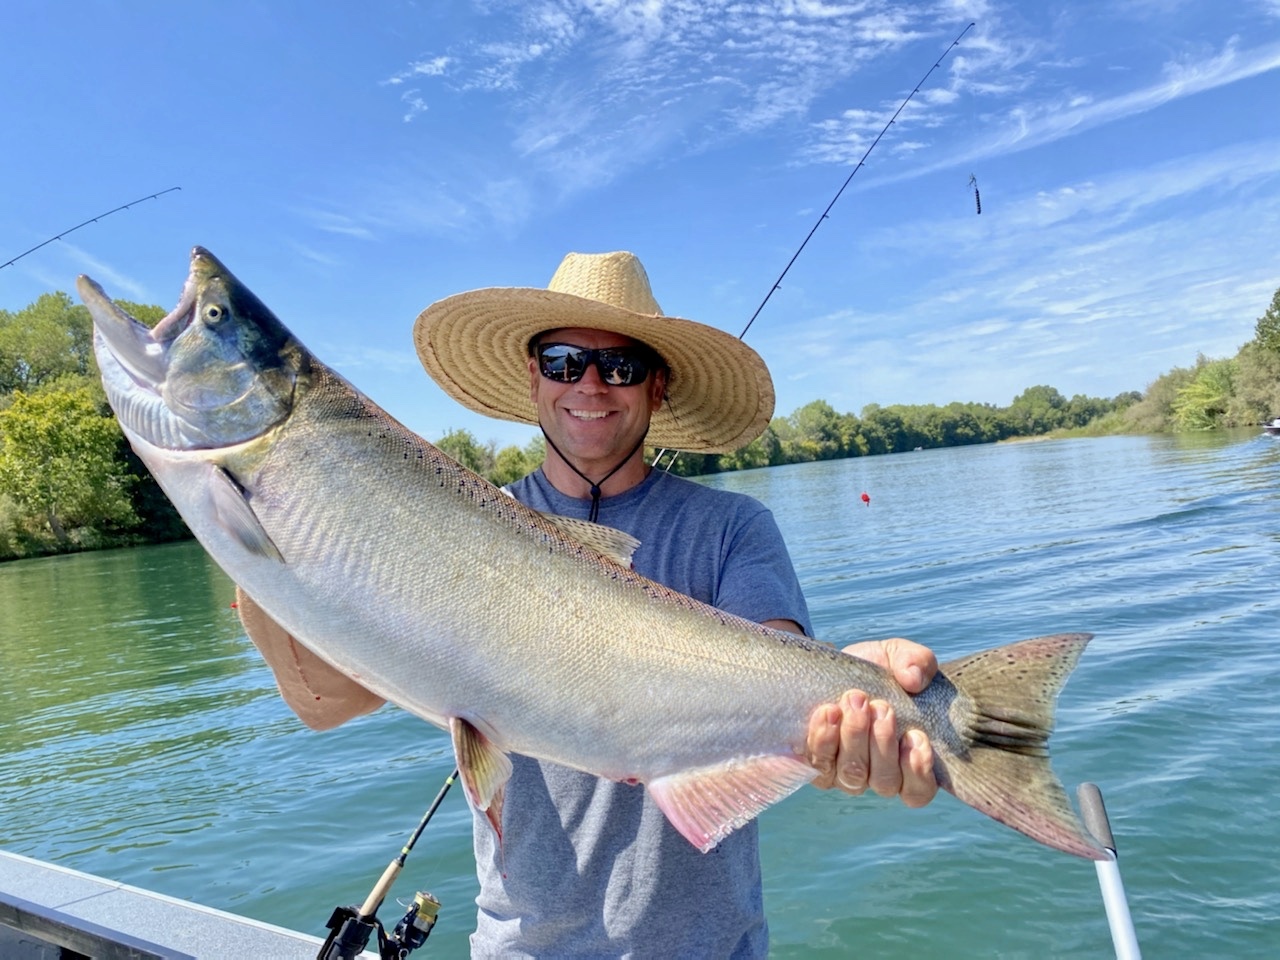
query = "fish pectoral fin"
xmin=540 ymin=513 xmax=640 ymax=568
xmin=211 ymin=466 xmax=284 ymax=562
xmin=236 ymin=587 xmax=385 ymax=731
xmin=450 ymin=717 xmax=513 ymax=841
xmin=648 ymin=754 xmax=817 ymax=853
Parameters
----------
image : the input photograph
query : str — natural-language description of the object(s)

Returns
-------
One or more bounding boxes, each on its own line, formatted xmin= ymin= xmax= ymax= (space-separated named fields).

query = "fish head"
xmin=78 ymin=246 xmax=307 ymax=451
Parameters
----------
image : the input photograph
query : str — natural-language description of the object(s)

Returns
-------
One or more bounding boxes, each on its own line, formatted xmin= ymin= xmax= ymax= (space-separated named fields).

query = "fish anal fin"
xmin=450 ymin=717 xmax=513 ymax=842
xmin=212 ymin=466 xmax=283 ymax=561
xmin=540 ymin=512 xmax=640 ymax=568
xmin=648 ymin=754 xmax=816 ymax=853
xmin=236 ymin=586 xmax=385 ymax=730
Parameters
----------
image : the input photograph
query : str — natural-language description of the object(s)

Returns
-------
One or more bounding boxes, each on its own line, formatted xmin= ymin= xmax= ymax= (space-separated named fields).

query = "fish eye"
xmin=204 ymin=304 xmax=225 ymax=324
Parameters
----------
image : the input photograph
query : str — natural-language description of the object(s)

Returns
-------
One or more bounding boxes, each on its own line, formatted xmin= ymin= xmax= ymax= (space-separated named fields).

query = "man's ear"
xmin=527 ymin=355 xmax=541 ymax=404
xmin=649 ymin=368 xmax=668 ymax=412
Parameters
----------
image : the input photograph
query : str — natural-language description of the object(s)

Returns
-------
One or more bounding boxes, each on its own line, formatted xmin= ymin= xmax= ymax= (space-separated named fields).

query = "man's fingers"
xmin=806 ymin=703 xmax=841 ymax=789
xmin=866 ymin=700 xmax=903 ymax=797
xmin=835 ymin=691 xmax=871 ymax=794
xmin=880 ymin=637 xmax=938 ymax=693
xmin=898 ymin=730 xmax=938 ymax=808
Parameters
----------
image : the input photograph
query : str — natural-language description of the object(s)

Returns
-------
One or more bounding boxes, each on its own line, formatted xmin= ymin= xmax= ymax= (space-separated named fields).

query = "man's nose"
xmin=573 ymin=361 xmax=609 ymax=391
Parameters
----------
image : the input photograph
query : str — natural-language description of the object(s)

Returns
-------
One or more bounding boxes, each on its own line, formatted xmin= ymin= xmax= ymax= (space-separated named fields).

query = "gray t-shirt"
xmin=469 ymin=467 xmax=812 ymax=958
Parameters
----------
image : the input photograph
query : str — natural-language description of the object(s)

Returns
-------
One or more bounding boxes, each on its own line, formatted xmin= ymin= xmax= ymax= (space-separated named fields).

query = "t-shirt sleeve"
xmin=712 ymin=506 xmax=813 ymax=636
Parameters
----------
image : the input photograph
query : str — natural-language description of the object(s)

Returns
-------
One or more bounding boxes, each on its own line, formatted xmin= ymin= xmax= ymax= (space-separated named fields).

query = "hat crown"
xmin=547 ymin=252 xmax=663 ymax=316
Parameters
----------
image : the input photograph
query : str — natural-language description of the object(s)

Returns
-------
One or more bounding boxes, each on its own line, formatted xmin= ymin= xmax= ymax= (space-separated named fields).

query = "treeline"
xmin=3 ymin=284 xmax=1279 ymax=559
xmin=433 ymin=387 xmax=1140 ymax=481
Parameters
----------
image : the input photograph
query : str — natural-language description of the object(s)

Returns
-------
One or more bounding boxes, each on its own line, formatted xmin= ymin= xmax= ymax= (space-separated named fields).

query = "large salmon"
xmin=78 ymin=247 xmax=1105 ymax=860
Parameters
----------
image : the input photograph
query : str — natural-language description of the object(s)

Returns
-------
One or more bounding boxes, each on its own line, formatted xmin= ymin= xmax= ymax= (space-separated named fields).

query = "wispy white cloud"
xmin=288 ymin=242 xmax=342 ymax=267
xmin=384 ymin=55 xmax=452 ymax=85
xmin=400 ymin=89 xmax=429 ymax=122
xmin=53 ymin=242 xmax=153 ymax=303
xmin=293 ymin=208 xmax=379 ymax=240
xmin=320 ymin=343 xmax=422 ymax=374
xmin=888 ymin=35 xmax=1280 ymax=179
xmin=758 ymin=136 xmax=1280 ymax=412
xmin=381 ymin=1 xmax=975 ymax=200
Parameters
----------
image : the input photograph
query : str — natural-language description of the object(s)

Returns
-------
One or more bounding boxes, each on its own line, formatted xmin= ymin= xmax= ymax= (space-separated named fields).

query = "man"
xmin=413 ymin=250 xmax=938 ymax=957
xmin=242 ymin=251 xmax=938 ymax=957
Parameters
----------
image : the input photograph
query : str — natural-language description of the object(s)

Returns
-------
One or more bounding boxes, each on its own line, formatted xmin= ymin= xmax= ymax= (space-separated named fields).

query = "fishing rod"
xmin=0 ymin=187 xmax=182 ymax=270
xmin=1078 ymin=783 xmax=1142 ymax=959
xmin=318 ymin=768 xmax=459 ymax=960
xmin=651 ymin=21 xmax=975 ymax=472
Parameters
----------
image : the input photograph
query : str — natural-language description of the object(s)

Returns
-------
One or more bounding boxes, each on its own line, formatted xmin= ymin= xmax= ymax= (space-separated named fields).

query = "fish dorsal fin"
xmin=235 ymin=587 xmax=385 ymax=730
xmin=212 ymin=466 xmax=284 ymax=562
xmin=450 ymin=717 xmax=514 ymax=843
xmin=540 ymin=513 xmax=640 ymax=568
xmin=648 ymin=754 xmax=817 ymax=852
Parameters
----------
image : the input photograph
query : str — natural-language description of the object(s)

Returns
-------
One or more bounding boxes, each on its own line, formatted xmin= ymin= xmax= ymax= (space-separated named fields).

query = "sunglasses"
xmin=534 ymin=342 xmax=656 ymax=387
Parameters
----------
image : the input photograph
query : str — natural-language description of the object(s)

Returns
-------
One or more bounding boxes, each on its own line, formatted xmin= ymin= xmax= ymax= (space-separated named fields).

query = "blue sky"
xmin=3 ymin=1 xmax=1279 ymax=449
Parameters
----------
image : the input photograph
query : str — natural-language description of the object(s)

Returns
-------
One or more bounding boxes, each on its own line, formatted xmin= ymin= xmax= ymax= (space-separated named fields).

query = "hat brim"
xmin=413 ymin=286 xmax=774 ymax=453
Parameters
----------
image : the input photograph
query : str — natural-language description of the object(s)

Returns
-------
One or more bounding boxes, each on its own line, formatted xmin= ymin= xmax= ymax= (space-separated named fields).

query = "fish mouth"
xmin=77 ymin=246 xmax=230 ymax=394
xmin=78 ymin=246 xmax=300 ymax=452
xmin=77 ymin=272 xmax=190 ymax=393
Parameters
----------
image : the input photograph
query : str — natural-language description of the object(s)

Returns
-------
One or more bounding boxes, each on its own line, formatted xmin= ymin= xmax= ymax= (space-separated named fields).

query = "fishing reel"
xmin=391 ymin=890 xmax=442 ymax=955
xmin=317 ymin=769 xmax=457 ymax=960
xmin=318 ymin=890 xmax=441 ymax=960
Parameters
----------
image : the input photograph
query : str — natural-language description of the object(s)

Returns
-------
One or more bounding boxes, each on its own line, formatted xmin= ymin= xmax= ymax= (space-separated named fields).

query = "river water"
xmin=2 ymin=432 xmax=1277 ymax=957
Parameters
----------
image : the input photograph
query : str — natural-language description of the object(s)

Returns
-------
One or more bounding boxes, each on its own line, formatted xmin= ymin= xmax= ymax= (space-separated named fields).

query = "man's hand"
xmin=805 ymin=637 xmax=939 ymax=808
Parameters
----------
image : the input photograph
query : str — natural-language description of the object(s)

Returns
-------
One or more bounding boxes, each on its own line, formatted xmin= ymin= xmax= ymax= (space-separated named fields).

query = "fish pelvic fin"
xmin=648 ymin=754 xmax=817 ymax=853
xmin=933 ymin=632 xmax=1107 ymax=860
xmin=450 ymin=717 xmax=513 ymax=844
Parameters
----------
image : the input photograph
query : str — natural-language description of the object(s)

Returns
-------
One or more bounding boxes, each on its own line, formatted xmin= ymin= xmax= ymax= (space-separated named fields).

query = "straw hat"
xmin=413 ymin=251 xmax=775 ymax=453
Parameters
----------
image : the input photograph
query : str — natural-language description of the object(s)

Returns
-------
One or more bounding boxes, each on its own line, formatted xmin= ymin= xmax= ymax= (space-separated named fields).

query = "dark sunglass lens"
xmin=597 ymin=349 xmax=649 ymax=386
xmin=538 ymin=344 xmax=584 ymax=382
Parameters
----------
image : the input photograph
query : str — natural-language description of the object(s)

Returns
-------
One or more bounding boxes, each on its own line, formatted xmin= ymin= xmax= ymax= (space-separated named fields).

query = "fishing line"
xmin=655 ymin=21 xmax=976 ymax=467
xmin=737 ymin=21 xmax=975 ymax=341
xmin=0 ymin=187 xmax=182 ymax=270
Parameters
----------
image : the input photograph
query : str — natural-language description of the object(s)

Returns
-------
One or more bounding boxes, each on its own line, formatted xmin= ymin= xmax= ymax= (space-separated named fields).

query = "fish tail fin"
xmin=932 ymin=632 xmax=1107 ymax=860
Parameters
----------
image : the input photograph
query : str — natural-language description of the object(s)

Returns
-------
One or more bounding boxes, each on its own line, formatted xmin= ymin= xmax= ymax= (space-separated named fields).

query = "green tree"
xmin=1123 ymin=366 xmax=1195 ymax=433
xmin=435 ymin=428 xmax=494 ymax=476
xmin=1007 ymin=385 xmax=1067 ymax=435
xmin=789 ymin=400 xmax=845 ymax=460
xmin=717 ymin=425 xmax=781 ymax=471
xmin=1254 ymin=286 xmax=1280 ymax=353
xmin=0 ymin=292 xmax=94 ymax=393
xmin=0 ymin=385 xmax=137 ymax=545
xmin=1229 ymin=341 xmax=1280 ymax=423
xmin=859 ymin=404 xmax=905 ymax=455
xmin=490 ymin=436 xmax=546 ymax=487
xmin=1171 ymin=356 xmax=1237 ymax=430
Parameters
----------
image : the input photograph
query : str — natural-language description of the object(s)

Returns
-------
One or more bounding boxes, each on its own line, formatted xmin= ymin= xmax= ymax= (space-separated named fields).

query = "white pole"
xmin=1078 ymin=783 xmax=1141 ymax=960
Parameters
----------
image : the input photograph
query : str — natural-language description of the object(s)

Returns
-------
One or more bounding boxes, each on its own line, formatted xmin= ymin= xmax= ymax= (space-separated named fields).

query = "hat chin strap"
xmin=539 ymin=427 xmax=648 ymax=523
